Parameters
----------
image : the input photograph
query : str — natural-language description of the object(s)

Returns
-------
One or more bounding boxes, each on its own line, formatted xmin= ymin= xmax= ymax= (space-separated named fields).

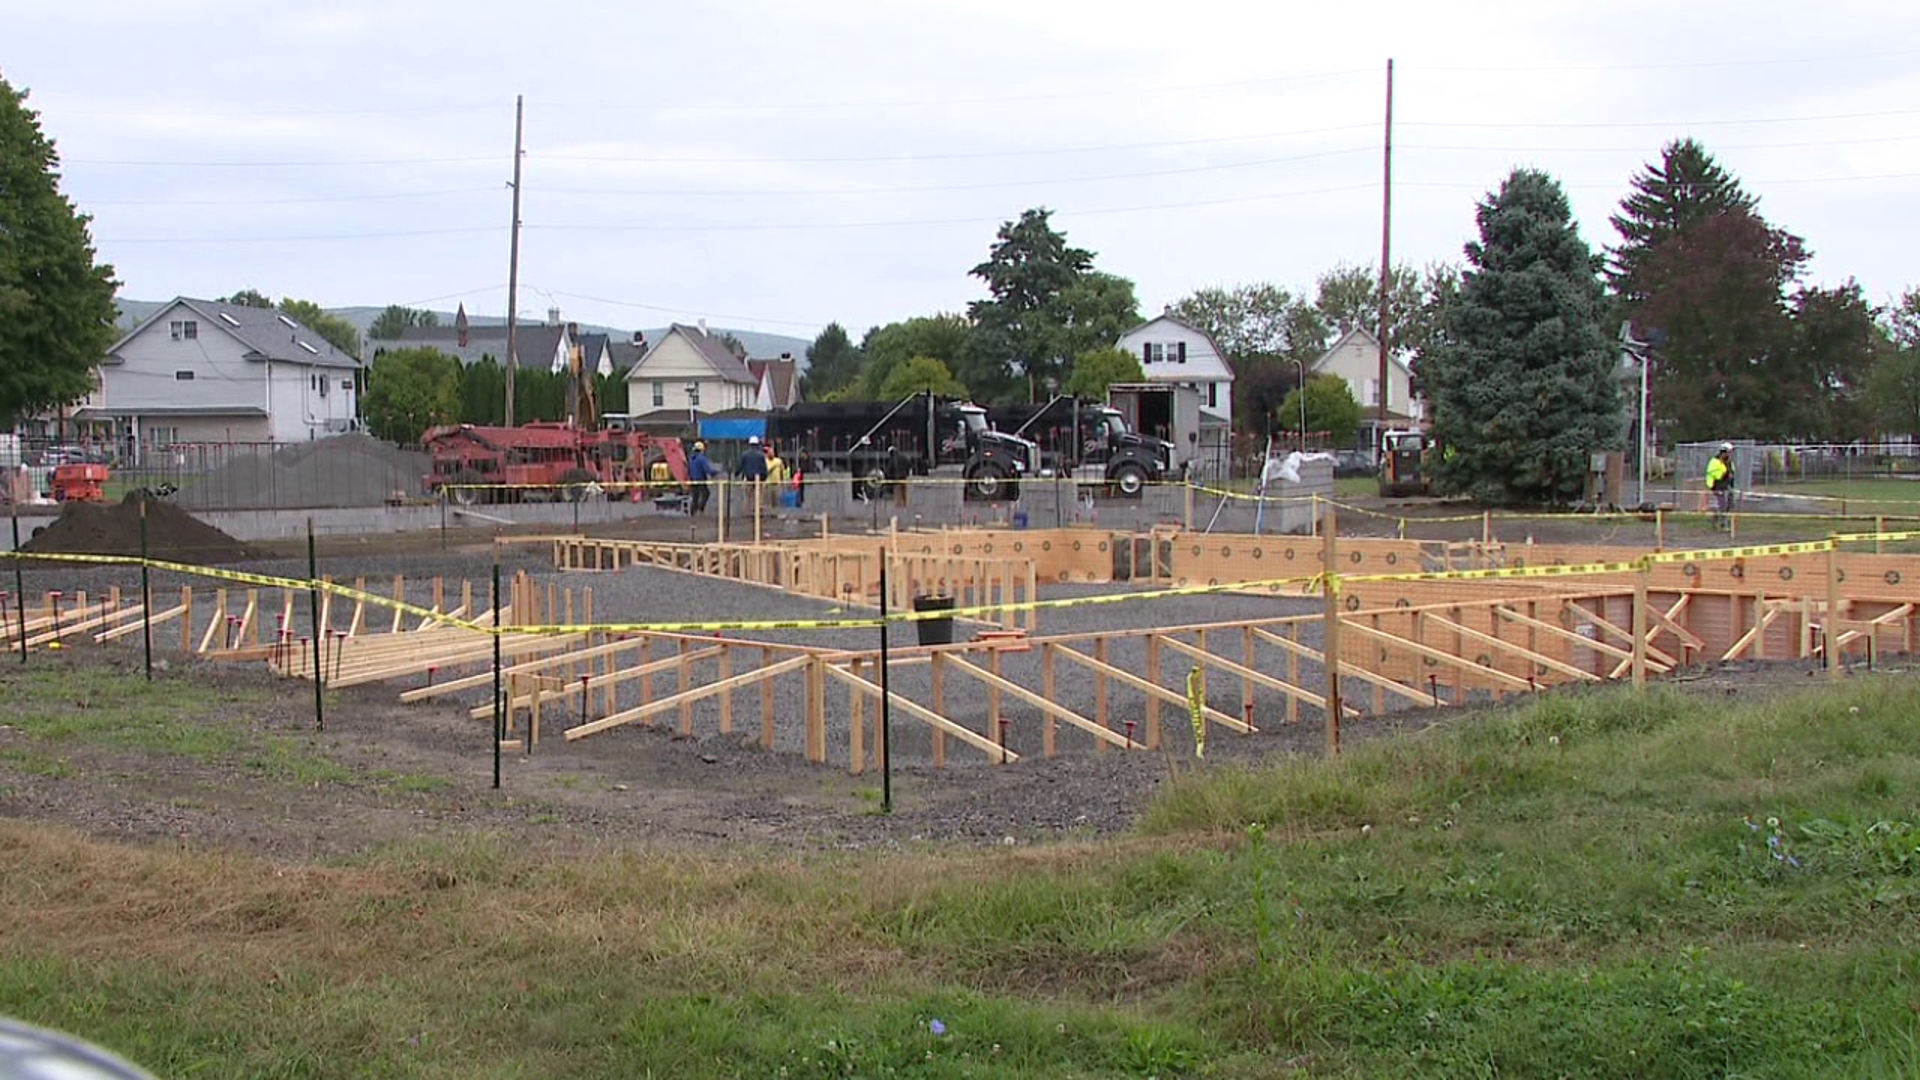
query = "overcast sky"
xmin=9 ymin=0 xmax=1918 ymax=344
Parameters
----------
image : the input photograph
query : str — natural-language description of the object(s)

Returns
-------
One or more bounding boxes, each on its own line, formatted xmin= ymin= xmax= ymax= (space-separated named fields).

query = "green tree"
xmin=1420 ymin=169 xmax=1621 ymax=506
xmin=1606 ymin=137 xmax=1755 ymax=302
xmin=966 ymin=207 xmax=1095 ymax=397
xmin=801 ymin=321 xmax=863 ymax=398
xmin=1043 ymin=271 xmax=1141 ymax=368
xmin=361 ymin=347 xmax=459 ymax=445
xmin=369 ymin=304 xmax=439 ymax=340
xmin=1168 ymin=283 xmax=1327 ymax=367
xmin=1865 ymin=288 xmax=1920 ymax=437
xmin=457 ymin=356 xmax=505 ymax=425
xmin=878 ymin=356 xmax=967 ymax=400
xmin=1787 ymin=281 xmax=1882 ymax=440
xmin=1063 ymin=347 xmax=1144 ymax=399
xmin=860 ymin=315 xmax=971 ymax=400
xmin=1312 ymin=262 xmax=1434 ymax=349
xmin=277 ymin=298 xmax=363 ymax=359
xmin=1608 ymin=140 xmax=1807 ymax=441
xmin=0 ymin=77 xmax=119 ymax=427
xmin=221 ymin=288 xmax=274 ymax=309
xmin=1277 ymin=375 xmax=1363 ymax=445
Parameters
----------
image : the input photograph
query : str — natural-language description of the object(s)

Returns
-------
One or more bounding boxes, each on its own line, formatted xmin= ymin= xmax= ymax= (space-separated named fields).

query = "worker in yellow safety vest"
xmin=1705 ymin=442 xmax=1735 ymax=530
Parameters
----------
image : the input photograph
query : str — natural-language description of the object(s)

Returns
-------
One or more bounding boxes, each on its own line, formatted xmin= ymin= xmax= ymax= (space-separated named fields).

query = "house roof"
xmin=640 ymin=324 xmax=758 ymax=384
xmin=1118 ymin=314 xmax=1236 ymax=379
xmin=1314 ymin=325 xmax=1413 ymax=376
xmin=110 ymin=297 xmax=362 ymax=370
xmin=370 ymin=323 xmax=569 ymax=370
xmin=747 ymin=357 xmax=802 ymax=409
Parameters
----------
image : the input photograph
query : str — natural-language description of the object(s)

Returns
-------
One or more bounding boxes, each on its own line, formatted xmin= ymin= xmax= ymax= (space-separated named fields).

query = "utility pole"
xmin=1376 ymin=59 xmax=1394 ymax=436
xmin=505 ymin=94 xmax=525 ymax=426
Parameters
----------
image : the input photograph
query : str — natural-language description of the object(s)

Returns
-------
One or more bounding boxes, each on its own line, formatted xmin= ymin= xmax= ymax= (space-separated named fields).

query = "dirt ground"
xmin=0 ymin=643 xmax=1857 ymax=864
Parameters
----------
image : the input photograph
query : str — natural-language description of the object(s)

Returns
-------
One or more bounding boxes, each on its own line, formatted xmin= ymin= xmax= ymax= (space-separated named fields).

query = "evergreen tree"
xmin=0 ymin=76 xmax=119 ymax=427
xmin=801 ymin=322 xmax=862 ymax=397
xmin=1606 ymin=138 xmax=1756 ymax=301
xmin=458 ymin=357 xmax=506 ymax=425
xmin=1420 ymin=169 xmax=1621 ymax=506
xmin=369 ymin=304 xmax=439 ymax=340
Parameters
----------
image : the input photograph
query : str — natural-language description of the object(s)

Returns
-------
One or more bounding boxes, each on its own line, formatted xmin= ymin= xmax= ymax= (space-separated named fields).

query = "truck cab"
xmin=989 ymin=396 xmax=1176 ymax=497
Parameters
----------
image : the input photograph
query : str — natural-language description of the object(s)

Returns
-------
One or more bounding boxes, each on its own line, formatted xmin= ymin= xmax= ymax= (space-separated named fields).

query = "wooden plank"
xmin=1386 ymin=614 xmax=1586 ymax=688
xmin=940 ymin=652 xmax=1133 ymax=748
xmin=1494 ymin=602 xmax=1633 ymax=663
xmin=825 ymin=663 xmax=1017 ymax=763
xmin=401 ymin=634 xmax=646 ymax=702
xmin=1251 ymin=627 xmax=1437 ymax=710
xmin=566 ymin=654 xmax=814 ymax=740
xmin=1048 ymin=643 xmax=1242 ymax=734
xmin=467 ymin=646 xmax=723 ymax=718
xmin=97 ymin=603 xmax=185 ymax=643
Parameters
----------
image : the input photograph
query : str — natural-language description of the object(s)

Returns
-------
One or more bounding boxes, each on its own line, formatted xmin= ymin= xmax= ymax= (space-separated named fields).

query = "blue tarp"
xmin=698 ymin=417 xmax=767 ymax=442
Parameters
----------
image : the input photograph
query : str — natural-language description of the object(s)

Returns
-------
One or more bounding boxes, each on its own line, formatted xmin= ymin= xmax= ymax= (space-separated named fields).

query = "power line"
xmin=533 ymin=146 xmax=1376 ymax=198
xmin=82 ymin=186 xmax=501 ymax=207
xmin=1399 ymin=132 xmax=1920 ymax=154
xmin=546 ymin=290 xmax=827 ymax=330
xmin=64 ymin=154 xmax=499 ymax=167
xmin=1399 ymin=107 xmax=1920 ymax=131
xmin=98 ymin=226 xmax=499 ymax=244
xmin=1407 ymin=48 xmax=1920 ymax=74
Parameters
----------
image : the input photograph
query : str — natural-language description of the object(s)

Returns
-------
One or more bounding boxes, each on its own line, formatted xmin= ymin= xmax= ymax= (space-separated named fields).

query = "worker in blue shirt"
xmin=686 ymin=440 xmax=715 ymax=514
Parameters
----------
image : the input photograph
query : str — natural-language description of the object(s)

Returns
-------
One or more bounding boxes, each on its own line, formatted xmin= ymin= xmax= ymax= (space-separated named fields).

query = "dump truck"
xmin=763 ymin=392 xmax=1039 ymax=501
xmin=985 ymin=395 xmax=1178 ymax=497
xmin=1106 ymin=382 xmax=1205 ymax=476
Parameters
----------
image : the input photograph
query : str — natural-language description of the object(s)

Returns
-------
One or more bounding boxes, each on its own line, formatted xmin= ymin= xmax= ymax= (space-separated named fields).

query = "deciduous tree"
xmin=878 ymin=356 xmax=967 ymax=400
xmin=361 ymin=347 xmax=459 ymax=445
xmin=861 ymin=315 xmax=971 ymax=400
xmin=1277 ymin=375 xmax=1362 ymax=446
xmin=221 ymin=288 xmax=274 ymax=309
xmin=0 ymin=76 xmax=119 ymax=427
xmin=1063 ymin=347 xmax=1144 ymax=399
xmin=1168 ymin=283 xmax=1326 ymax=367
xmin=966 ymin=208 xmax=1095 ymax=397
xmin=369 ymin=304 xmax=439 ymax=340
xmin=1420 ymin=169 xmax=1620 ymax=505
xmin=801 ymin=321 xmax=862 ymax=397
xmin=278 ymin=298 xmax=363 ymax=359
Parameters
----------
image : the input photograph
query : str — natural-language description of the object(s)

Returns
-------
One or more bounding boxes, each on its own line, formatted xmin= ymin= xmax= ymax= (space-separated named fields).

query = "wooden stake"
xmin=1322 ymin=505 xmax=1342 ymax=755
xmin=1827 ymin=538 xmax=1842 ymax=680
xmin=1631 ymin=566 xmax=1649 ymax=691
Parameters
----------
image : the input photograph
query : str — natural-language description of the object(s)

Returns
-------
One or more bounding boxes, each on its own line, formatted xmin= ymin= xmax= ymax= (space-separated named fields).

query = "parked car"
xmin=1331 ymin=449 xmax=1376 ymax=478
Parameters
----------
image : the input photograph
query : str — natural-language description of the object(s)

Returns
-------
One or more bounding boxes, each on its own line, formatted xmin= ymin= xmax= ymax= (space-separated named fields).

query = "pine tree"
xmin=0 ymin=76 xmax=119 ymax=427
xmin=1607 ymin=138 xmax=1756 ymax=300
xmin=1421 ymin=169 xmax=1621 ymax=506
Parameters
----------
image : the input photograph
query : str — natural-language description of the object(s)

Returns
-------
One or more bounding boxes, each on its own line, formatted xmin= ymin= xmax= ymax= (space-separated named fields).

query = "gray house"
xmin=75 ymin=297 xmax=361 ymax=454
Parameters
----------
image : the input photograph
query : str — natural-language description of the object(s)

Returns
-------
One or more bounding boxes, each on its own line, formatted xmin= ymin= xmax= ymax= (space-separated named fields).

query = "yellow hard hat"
xmin=693 ymin=441 xmax=705 ymax=451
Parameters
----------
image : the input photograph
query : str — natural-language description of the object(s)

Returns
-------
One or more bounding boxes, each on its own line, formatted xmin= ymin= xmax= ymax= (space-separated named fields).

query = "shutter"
xmin=1177 ymin=341 xmax=1188 ymax=364
xmin=1142 ymin=343 xmax=1152 ymax=364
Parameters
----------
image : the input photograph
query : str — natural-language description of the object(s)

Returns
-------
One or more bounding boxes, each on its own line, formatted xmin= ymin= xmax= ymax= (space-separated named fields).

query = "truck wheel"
xmin=965 ymin=464 xmax=1008 ymax=501
xmin=561 ymin=468 xmax=596 ymax=502
xmin=448 ymin=472 xmax=484 ymax=506
xmin=1111 ymin=462 xmax=1148 ymax=499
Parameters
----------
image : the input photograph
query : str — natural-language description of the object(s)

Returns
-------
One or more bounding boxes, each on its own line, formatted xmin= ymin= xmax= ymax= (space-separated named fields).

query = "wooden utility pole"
xmin=505 ymin=95 xmax=525 ymax=426
xmin=1376 ymin=59 xmax=1394 ymax=430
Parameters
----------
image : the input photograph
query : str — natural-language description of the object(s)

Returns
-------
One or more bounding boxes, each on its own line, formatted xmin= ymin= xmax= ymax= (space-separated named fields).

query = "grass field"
xmin=1757 ymin=476 xmax=1920 ymax=511
xmin=3 ymin=669 xmax=1918 ymax=1077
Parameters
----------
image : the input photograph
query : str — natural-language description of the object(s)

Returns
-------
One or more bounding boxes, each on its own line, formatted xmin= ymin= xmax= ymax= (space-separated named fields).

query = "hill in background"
xmin=114 ymin=299 xmax=813 ymax=362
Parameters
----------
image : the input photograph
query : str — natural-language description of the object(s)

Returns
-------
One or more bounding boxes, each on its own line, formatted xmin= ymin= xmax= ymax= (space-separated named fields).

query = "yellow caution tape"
xmin=1186 ymin=666 xmax=1206 ymax=759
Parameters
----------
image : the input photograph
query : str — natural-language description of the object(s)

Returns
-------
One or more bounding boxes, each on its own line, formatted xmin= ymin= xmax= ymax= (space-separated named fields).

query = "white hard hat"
xmin=748 ymin=435 xmax=761 ymax=445
xmin=1720 ymin=442 xmax=1734 ymax=452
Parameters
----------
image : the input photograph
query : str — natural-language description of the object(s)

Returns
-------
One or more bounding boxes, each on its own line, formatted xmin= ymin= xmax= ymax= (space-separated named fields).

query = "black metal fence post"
xmin=139 ymin=497 xmax=153 ymax=680
xmin=10 ymin=502 xmax=24 ymax=664
xmin=879 ymin=548 xmax=893 ymax=814
xmin=307 ymin=518 xmax=324 ymax=730
xmin=492 ymin=551 xmax=504 ymax=790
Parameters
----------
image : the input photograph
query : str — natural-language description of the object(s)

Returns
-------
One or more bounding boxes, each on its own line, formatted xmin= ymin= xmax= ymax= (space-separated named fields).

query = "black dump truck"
xmin=985 ymin=395 xmax=1179 ymax=498
xmin=764 ymin=392 xmax=1040 ymax=501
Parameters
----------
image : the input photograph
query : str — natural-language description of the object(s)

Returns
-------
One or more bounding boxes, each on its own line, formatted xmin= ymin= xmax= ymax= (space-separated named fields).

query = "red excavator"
xmin=422 ymin=334 xmax=687 ymax=504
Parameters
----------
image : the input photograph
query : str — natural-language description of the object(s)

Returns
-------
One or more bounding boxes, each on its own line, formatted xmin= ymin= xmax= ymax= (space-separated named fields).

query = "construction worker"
xmin=1706 ymin=441 xmax=1735 ymax=530
xmin=687 ymin=441 xmax=715 ymax=514
xmin=648 ymin=456 xmax=672 ymax=495
xmin=764 ymin=444 xmax=789 ymax=493
xmin=733 ymin=435 xmax=768 ymax=483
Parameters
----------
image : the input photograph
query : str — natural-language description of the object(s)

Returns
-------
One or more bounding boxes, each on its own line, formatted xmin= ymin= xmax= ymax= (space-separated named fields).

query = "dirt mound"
xmin=20 ymin=493 xmax=257 ymax=564
xmin=183 ymin=433 xmax=429 ymax=510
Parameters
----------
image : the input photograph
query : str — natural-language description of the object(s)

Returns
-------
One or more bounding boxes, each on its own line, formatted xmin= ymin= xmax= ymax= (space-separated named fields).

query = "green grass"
xmin=1334 ymin=476 xmax=1377 ymax=499
xmin=1756 ymin=475 xmax=1920 ymax=511
xmin=0 ymin=664 xmax=348 ymax=785
xmin=3 ymin=673 xmax=1919 ymax=1077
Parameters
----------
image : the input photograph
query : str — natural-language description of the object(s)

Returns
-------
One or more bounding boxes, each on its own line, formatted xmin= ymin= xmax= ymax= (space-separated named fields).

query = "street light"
xmin=1619 ymin=322 xmax=1651 ymax=508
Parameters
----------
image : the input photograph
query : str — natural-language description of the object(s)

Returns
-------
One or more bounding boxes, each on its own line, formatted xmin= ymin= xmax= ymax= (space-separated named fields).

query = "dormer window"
xmin=169 ymin=320 xmax=198 ymax=341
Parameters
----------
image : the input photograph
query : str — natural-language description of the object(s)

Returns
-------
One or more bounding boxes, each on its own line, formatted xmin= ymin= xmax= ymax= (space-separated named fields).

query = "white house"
xmin=1114 ymin=314 xmax=1236 ymax=424
xmin=623 ymin=323 xmax=760 ymax=419
xmin=1309 ymin=326 xmax=1422 ymax=449
xmin=75 ymin=297 xmax=361 ymax=454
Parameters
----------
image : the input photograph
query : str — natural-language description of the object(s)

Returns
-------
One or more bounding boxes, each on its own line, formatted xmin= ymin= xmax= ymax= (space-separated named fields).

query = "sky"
xmin=8 ymin=0 xmax=1919 ymax=346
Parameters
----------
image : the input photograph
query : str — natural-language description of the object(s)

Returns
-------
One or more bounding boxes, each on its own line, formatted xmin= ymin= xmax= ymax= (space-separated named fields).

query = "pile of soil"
xmin=185 ymin=433 xmax=429 ymax=510
xmin=20 ymin=493 xmax=256 ymax=564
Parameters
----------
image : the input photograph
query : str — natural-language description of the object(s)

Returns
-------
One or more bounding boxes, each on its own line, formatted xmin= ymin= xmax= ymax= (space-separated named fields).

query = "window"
xmin=311 ymin=374 xmax=319 ymax=390
xmin=174 ymin=370 xmax=195 ymax=381
xmin=1207 ymin=382 xmax=1218 ymax=409
xmin=652 ymin=381 xmax=664 ymax=408
xmin=341 ymin=378 xmax=353 ymax=392
xmin=169 ymin=320 xmax=198 ymax=341
xmin=1365 ymin=378 xmax=1380 ymax=406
